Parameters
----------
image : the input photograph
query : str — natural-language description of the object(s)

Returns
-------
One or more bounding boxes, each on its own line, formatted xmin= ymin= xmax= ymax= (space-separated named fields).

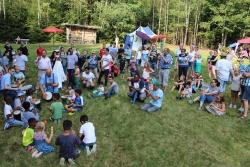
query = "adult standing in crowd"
xmin=240 ymin=64 xmax=250 ymax=118
xmin=177 ymin=48 xmax=189 ymax=80
xmin=158 ymin=48 xmax=173 ymax=90
xmin=99 ymin=43 xmax=106 ymax=58
xmin=18 ymin=42 xmax=29 ymax=56
xmin=4 ymin=42 xmax=13 ymax=65
xmin=67 ymin=48 xmax=78 ymax=88
xmin=35 ymin=50 xmax=52 ymax=88
xmin=60 ymin=47 xmax=67 ymax=73
xmin=210 ymin=50 xmax=218 ymax=79
xmin=149 ymin=44 xmax=158 ymax=71
xmin=98 ymin=48 xmax=113 ymax=86
xmin=87 ymin=51 xmax=100 ymax=78
xmin=14 ymin=49 xmax=28 ymax=74
xmin=215 ymin=53 xmax=233 ymax=93
xmin=36 ymin=44 xmax=45 ymax=57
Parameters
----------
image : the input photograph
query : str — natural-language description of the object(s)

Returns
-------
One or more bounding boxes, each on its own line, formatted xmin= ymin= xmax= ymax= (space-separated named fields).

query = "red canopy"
xmin=151 ymin=34 xmax=167 ymax=40
xmin=237 ymin=37 xmax=250 ymax=44
xmin=42 ymin=26 xmax=64 ymax=33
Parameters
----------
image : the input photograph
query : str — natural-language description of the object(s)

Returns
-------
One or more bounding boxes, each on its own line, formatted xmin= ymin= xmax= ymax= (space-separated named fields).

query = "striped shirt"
xmin=159 ymin=53 xmax=173 ymax=69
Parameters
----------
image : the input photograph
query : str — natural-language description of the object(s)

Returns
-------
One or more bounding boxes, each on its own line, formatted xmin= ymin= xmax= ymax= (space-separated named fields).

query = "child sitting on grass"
xmin=21 ymin=101 xmax=40 ymax=125
xmin=22 ymin=118 xmax=37 ymax=152
xmin=65 ymin=89 xmax=85 ymax=115
xmin=205 ymin=95 xmax=226 ymax=116
xmin=191 ymin=72 xmax=203 ymax=93
xmin=55 ymin=120 xmax=81 ymax=166
xmin=79 ymin=115 xmax=97 ymax=156
xmin=171 ymin=75 xmax=185 ymax=93
xmin=32 ymin=122 xmax=54 ymax=158
xmin=176 ymin=81 xmax=192 ymax=99
xmin=4 ymin=96 xmax=26 ymax=130
xmin=50 ymin=93 xmax=64 ymax=124
xmin=91 ymin=81 xmax=105 ymax=98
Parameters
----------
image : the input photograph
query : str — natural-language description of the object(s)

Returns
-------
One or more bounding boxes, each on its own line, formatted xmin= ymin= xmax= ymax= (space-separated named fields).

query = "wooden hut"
xmin=62 ymin=23 xmax=100 ymax=44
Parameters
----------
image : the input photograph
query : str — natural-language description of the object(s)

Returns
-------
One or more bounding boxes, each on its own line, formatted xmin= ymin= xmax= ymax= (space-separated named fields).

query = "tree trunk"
xmin=152 ymin=0 xmax=155 ymax=30
xmin=157 ymin=0 xmax=163 ymax=35
xmin=3 ymin=0 xmax=5 ymax=20
xmin=184 ymin=0 xmax=191 ymax=46
xmin=37 ymin=0 xmax=40 ymax=26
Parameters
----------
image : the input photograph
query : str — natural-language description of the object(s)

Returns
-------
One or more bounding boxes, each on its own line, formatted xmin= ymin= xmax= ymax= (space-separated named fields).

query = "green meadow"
xmin=0 ymin=43 xmax=250 ymax=167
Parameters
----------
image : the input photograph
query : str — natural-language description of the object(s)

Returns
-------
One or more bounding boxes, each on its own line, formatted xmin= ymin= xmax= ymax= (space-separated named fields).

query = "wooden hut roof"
xmin=62 ymin=23 xmax=101 ymax=30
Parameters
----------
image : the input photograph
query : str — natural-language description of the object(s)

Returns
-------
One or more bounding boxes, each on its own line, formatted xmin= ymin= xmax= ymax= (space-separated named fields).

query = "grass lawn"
xmin=0 ymin=43 xmax=250 ymax=167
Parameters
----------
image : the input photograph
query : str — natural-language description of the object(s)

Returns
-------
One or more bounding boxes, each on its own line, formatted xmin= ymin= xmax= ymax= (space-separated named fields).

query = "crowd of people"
xmin=0 ymin=41 xmax=249 ymax=165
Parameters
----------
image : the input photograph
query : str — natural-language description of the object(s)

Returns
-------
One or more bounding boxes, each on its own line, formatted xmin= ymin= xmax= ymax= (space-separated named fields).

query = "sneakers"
xmin=229 ymin=103 xmax=233 ymax=108
xmin=86 ymin=146 xmax=91 ymax=156
xmin=238 ymin=107 xmax=244 ymax=113
xmin=32 ymin=151 xmax=43 ymax=158
xmin=59 ymin=158 xmax=65 ymax=166
xmin=68 ymin=158 xmax=76 ymax=165
xmin=188 ymin=100 xmax=194 ymax=104
xmin=91 ymin=144 xmax=97 ymax=154
xmin=3 ymin=122 xmax=10 ymax=130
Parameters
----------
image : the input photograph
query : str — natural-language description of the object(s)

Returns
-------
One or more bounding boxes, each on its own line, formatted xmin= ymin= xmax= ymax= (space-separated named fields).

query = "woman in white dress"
xmin=52 ymin=50 xmax=66 ymax=89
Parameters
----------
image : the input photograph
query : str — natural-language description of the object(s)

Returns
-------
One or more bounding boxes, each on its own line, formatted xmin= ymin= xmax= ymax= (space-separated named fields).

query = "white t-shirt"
xmin=142 ymin=69 xmax=150 ymax=79
xmin=136 ymin=51 xmax=142 ymax=60
xmin=216 ymin=59 xmax=233 ymax=81
xmin=188 ymin=51 xmax=196 ymax=62
xmin=4 ymin=104 xmax=13 ymax=119
xmin=14 ymin=98 xmax=22 ymax=109
xmin=79 ymin=122 xmax=96 ymax=144
xmin=14 ymin=54 xmax=28 ymax=70
xmin=102 ymin=54 xmax=113 ymax=70
xmin=37 ymin=57 xmax=52 ymax=70
xmin=82 ymin=72 xmax=95 ymax=82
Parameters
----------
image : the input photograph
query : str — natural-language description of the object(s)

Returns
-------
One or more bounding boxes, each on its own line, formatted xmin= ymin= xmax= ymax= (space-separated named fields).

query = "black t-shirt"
xmin=210 ymin=55 xmax=217 ymax=66
xmin=118 ymin=48 xmax=125 ymax=59
xmin=55 ymin=134 xmax=81 ymax=159
xmin=149 ymin=49 xmax=158 ymax=63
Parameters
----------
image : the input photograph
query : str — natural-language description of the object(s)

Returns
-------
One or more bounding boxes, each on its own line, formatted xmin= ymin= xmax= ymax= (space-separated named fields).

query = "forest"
xmin=0 ymin=0 xmax=249 ymax=48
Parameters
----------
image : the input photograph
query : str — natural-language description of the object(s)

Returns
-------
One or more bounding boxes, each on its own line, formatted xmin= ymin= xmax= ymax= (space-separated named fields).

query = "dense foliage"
xmin=0 ymin=0 xmax=249 ymax=47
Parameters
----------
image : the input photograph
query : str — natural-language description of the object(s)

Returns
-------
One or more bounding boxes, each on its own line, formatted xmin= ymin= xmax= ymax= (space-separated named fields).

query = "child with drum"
xmin=64 ymin=89 xmax=85 ymax=115
xmin=50 ymin=93 xmax=64 ymax=124
xmin=21 ymin=101 xmax=40 ymax=125
xmin=3 ymin=96 xmax=26 ymax=130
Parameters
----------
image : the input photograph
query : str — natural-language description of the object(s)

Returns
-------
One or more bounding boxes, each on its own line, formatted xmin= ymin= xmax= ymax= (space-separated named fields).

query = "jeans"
xmin=141 ymin=103 xmax=160 ymax=112
xmin=150 ymin=62 xmax=157 ymax=71
xmin=4 ymin=118 xmax=26 ymax=129
xmin=217 ymin=78 xmax=227 ymax=93
xmin=128 ymin=91 xmax=139 ymax=104
xmin=98 ymin=69 xmax=110 ymax=86
xmin=106 ymin=85 xmax=117 ymax=97
xmin=159 ymin=69 xmax=170 ymax=86
xmin=199 ymin=95 xmax=215 ymax=103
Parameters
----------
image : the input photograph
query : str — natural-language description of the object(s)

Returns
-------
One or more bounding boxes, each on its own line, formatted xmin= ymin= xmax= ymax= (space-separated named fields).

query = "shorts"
xmin=231 ymin=90 xmax=239 ymax=96
xmin=241 ymin=86 xmax=250 ymax=102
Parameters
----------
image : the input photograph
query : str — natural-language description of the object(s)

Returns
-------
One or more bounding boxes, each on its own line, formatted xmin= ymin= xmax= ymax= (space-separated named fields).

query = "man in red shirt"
xmin=36 ymin=44 xmax=45 ymax=57
xmin=99 ymin=43 xmax=106 ymax=58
